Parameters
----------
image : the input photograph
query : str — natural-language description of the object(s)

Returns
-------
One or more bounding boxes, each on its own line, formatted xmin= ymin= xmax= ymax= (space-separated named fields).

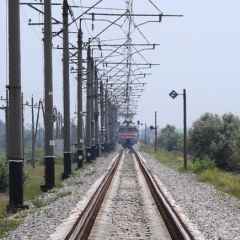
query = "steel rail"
xmin=64 ymin=151 xmax=123 ymax=240
xmin=63 ymin=149 xmax=197 ymax=240
xmin=133 ymin=150 xmax=196 ymax=240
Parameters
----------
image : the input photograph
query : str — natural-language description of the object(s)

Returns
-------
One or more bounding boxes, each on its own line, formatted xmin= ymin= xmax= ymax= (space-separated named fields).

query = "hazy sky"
xmin=1 ymin=0 xmax=240 ymax=130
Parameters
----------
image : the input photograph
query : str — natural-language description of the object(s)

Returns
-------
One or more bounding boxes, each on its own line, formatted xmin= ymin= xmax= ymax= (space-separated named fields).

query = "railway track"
xmin=58 ymin=149 xmax=198 ymax=240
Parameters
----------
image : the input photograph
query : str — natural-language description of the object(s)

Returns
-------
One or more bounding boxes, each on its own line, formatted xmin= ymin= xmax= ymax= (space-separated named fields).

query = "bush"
xmin=0 ymin=160 xmax=8 ymax=192
xmin=158 ymin=125 xmax=183 ymax=152
xmin=189 ymin=113 xmax=240 ymax=171
xmin=191 ymin=158 xmax=216 ymax=173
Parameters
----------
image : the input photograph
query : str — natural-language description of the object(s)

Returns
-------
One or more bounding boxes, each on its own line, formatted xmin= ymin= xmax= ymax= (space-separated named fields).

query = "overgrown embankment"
xmin=141 ymin=145 xmax=240 ymax=199
xmin=0 ymin=151 xmax=64 ymax=238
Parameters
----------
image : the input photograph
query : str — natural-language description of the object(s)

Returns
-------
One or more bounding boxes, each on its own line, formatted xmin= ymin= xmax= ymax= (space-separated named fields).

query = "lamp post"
xmin=150 ymin=111 xmax=157 ymax=152
xmin=169 ymin=89 xmax=187 ymax=169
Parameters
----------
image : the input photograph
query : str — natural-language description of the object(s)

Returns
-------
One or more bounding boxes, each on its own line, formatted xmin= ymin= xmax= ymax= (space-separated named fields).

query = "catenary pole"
xmin=21 ymin=93 xmax=24 ymax=158
xmin=183 ymin=89 xmax=188 ymax=169
xmin=77 ymin=21 xmax=84 ymax=167
xmin=62 ymin=0 xmax=71 ymax=178
xmin=86 ymin=44 xmax=92 ymax=160
xmin=5 ymin=89 xmax=9 ymax=161
xmin=90 ymin=58 xmax=96 ymax=159
xmin=31 ymin=96 xmax=35 ymax=168
xmin=94 ymin=67 xmax=100 ymax=157
xmin=8 ymin=0 xmax=24 ymax=211
xmin=154 ymin=111 xmax=157 ymax=152
xmin=41 ymin=0 xmax=55 ymax=191
xmin=100 ymin=81 xmax=104 ymax=152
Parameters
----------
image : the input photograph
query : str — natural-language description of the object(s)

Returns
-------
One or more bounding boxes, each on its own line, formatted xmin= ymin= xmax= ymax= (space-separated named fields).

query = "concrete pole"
xmin=94 ymin=67 xmax=99 ymax=157
xmin=111 ymin=105 xmax=117 ymax=149
xmin=31 ymin=96 xmax=35 ymax=168
xmin=42 ymin=0 xmax=55 ymax=191
xmin=21 ymin=93 xmax=24 ymax=159
xmin=5 ymin=88 xmax=9 ymax=160
xmin=86 ymin=45 xmax=92 ymax=160
xmin=183 ymin=89 xmax=188 ymax=170
xmin=100 ymin=81 xmax=104 ymax=152
xmin=107 ymin=101 xmax=112 ymax=151
xmin=104 ymin=91 xmax=108 ymax=151
xmin=104 ymin=91 xmax=110 ymax=152
xmin=154 ymin=111 xmax=157 ymax=152
xmin=77 ymin=22 xmax=84 ymax=167
xmin=144 ymin=122 xmax=147 ymax=144
xmin=62 ymin=0 xmax=71 ymax=178
xmin=8 ymin=0 xmax=24 ymax=211
xmin=90 ymin=58 xmax=96 ymax=159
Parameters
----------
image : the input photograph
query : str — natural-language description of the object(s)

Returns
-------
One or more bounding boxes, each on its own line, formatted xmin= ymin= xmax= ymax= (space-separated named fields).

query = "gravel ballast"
xmin=142 ymin=152 xmax=240 ymax=240
xmin=2 ymin=153 xmax=116 ymax=240
xmin=89 ymin=151 xmax=171 ymax=240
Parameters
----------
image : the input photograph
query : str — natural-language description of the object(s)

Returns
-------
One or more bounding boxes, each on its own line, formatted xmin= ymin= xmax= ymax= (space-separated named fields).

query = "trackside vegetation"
xmin=141 ymin=145 xmax=240 ymax=199
xmin=142 ymin=112 xmax=240 ymax=199
xmin=0 ymin=154 xmax=64 ymax=238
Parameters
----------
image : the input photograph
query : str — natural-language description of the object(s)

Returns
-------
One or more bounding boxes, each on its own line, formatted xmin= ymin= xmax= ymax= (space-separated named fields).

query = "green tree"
xmin=189 ymin=113 xmax=222 ymax=161
xmin=158 ymin=125 xmax=182 ymax=151
xmin=189 ymin=113 xmax=240 ymax=171
xmin=216 ymin=113 xmax=240 ymax=170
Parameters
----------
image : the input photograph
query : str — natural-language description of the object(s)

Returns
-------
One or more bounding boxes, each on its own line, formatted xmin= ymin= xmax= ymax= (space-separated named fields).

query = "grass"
xmin=0 ymin=195 xmax=22 ymax=238
xmin=0 ymin=157 xmax=65 ymax=238
xmin=0 ymin=217 xmax=22 ymax=238
xmin=141 ymin=144 xmax=240 ymax=199
xmin=199 ymin=168 xmax=240 ymax=198
xmin=24 ymin=160 xmax=64 ymax=201
xmin=140 ymin=144 xmax=183 ymax=169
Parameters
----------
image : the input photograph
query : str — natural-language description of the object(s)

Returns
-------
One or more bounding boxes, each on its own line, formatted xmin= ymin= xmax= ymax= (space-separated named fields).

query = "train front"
xmin=118 ymin=124 xmax=139 ymax=148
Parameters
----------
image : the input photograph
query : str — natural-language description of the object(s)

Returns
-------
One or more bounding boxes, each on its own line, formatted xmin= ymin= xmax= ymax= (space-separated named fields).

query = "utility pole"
xmin=21 ymin=93 xmax=25 ymax=158
xmin=104 ymin=94 xmax=110 ymax=152
xmin=8 ymin=0 xmax=24 ymax=211
xmin=144 ymin=122 xmax=147 ymax=144
xmin=154 ymin=111 xmax=157 ymax=152
xmin=100 ymin=81 xmax=105 ymax=152
xmin=90 ymin=58 xmax=96 ymax=160
xmin=62 ymin=0 xmax=71 ymax=178
xmin=94 ymin=67 xmax=100 ymax=157
xmin=77 ymin=22 xmax=84 ymax=167
xmin=86 ymin=44 xmax=92 ymax=161
xmin=31 ymin=96 xmax=35 ymax=168
xmin=5 ymin=89 xmax=9 ymax=160
xmin=183 ymin=89 xmax=187 ymax=170
xmin=41 ymin=0 xmax=55 ymax=191
xmin=169 ymin=89 xmax=188 ymax=169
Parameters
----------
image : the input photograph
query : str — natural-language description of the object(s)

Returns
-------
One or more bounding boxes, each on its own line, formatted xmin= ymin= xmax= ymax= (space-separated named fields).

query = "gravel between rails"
xmin=141 ymin=151 xmax=240 ymax=240
xmin=89 ymin=151 xmax=171 ymax=240
xmin=1 ymin=153 xmax=116 ymax=240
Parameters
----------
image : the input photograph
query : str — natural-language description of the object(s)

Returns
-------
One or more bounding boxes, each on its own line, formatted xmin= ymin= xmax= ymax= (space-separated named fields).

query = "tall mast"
xmin=126 ymin=0 xmax=133 ymax=121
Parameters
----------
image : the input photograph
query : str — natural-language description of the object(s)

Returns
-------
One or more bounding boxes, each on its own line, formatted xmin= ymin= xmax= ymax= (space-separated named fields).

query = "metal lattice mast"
xmin=126 ymin=0 xmax=134 ymax=121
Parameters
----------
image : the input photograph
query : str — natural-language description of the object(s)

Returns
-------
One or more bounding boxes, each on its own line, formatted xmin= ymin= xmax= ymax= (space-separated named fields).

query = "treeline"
xmin=157 ymin=113 xmax=240 ymax=172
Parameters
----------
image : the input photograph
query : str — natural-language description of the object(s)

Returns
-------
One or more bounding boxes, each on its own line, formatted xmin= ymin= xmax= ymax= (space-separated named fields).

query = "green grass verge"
xmin=199 ymin=168 xmax=240 ymax=198
xmin=24 ymin=160 xmax=64 ymax=201
xmin=141 ymin=144 xmax=240 ymax=199
xmin=0 ymin=196 xmax=22 ymax=238
xmin=0 ymin=158 xmax=64 ymax=238
xmin=140 ymin=145 xmax=183 ymax=169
